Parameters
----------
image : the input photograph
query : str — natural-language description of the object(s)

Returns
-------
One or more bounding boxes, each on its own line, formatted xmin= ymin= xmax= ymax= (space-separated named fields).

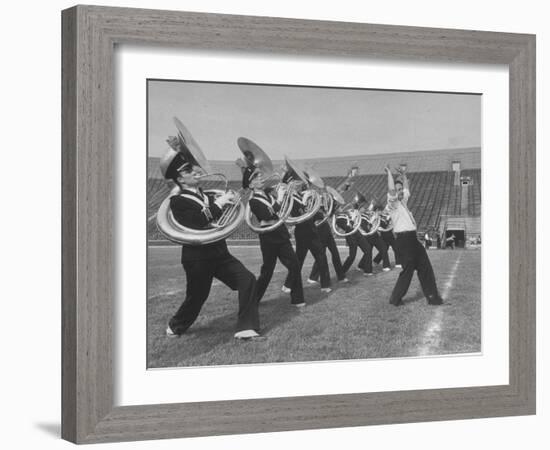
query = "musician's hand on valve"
xmin=276 ymin=187 xmax=286 ymax=203
xmin=216 ymin=191 xmax=236 ymax=207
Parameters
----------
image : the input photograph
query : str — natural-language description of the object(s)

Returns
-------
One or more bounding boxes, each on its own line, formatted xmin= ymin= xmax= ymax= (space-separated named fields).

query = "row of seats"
xmin=147 ymin=170 xmax=481 ymax=241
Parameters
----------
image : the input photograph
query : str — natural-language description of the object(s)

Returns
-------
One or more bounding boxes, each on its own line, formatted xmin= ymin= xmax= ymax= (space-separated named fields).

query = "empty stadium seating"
xmin=147 ymin=169 xmax=482 ymax=242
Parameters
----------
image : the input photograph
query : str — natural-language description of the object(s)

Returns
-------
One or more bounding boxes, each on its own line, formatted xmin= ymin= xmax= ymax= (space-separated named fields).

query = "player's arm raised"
xmin=385 ymin=165 xmax=396 ymax=195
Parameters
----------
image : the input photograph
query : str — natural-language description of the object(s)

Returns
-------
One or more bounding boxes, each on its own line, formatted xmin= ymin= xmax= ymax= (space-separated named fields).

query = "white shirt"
xmin=387 ymin=188 xmax=417 ymax=233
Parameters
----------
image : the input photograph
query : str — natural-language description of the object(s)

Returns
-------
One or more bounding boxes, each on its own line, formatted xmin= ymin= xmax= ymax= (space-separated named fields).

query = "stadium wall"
xmin=148 ymin=147 xmax=481 ymax=180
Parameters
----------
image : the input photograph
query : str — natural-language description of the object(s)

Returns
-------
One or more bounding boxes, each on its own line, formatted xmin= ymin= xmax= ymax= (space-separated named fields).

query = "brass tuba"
xmin=358 ymin=199 xmax=381 ymax=237
xmin=331 ymin=191 xmax=365 ymax=237
xmin=330 ymin=166 xmax=363 ymax=236
xmin=377 ymin=207 xmax=394 ymax=232
xmin=155 ymin=117 xmax=246 ymax=245
xmin=283 ymin=156 xmax=322 ymax=225
xmin=332 ymin=208 xmax=363 ymax=237
xmin=302 ymin=167 xmax=344 ymax=227
xmin=238 ymin=137 xmax=295 ymax=234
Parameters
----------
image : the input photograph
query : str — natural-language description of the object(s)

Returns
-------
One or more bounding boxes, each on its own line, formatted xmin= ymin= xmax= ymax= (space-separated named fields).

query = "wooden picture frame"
xmin=61 ymin=5 xmax=536 ymax=444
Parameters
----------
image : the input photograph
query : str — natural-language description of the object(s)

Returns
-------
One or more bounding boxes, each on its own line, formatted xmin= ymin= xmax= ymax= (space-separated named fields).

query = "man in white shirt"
xmin=385 ymin=165 xmax=443 ymax=306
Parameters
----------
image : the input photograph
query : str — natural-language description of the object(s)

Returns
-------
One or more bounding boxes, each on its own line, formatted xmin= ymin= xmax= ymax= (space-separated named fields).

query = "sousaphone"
xmin=239 ymin=137 xmax=295 ymax=234
xmin=156 ymin=117 xmax=245 ymax=245
xmin=377 ymin=207 xmax=394 ymax=232
xmin=331 ymin=191 xmax=364 ymax=237
xmin=358 ymin=199 xmax=381 ymax=237
xmin=302 ymin=167 xmax=342 ymax=227
xmin=283 ymin=156 xmax=322 ymax=225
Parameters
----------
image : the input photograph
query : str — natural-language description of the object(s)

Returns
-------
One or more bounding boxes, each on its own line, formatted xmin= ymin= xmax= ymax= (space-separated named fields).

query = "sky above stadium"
xmin=148 ymin=80 xmax=481 ymax=161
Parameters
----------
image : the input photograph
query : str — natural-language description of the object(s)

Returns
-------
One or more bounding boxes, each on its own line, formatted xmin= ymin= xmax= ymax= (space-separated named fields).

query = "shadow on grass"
xmin=151 ymin=312 xmax=237 ymax=365
xmin=258 ymin=290 xmax=329 ymax=335
xmin=150 ymin=289 xmax=333 ymax=366
xmin=402 ymin=289 xmax=425 ymax=305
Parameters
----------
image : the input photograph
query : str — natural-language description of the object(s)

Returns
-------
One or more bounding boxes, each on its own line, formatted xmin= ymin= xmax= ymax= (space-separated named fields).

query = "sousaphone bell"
xmin=302 ymin=167 xmax=342 ymax=227
xmin=156 ymin=117 xmax=245 ymax=245
xmin=239 ymin=137 xmax=295 ymax=234
xmin=283 ymin=157 xmax=322 ymax=225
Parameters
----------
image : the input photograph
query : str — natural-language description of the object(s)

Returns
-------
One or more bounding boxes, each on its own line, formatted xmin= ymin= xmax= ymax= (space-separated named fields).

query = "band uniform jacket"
xmin=290 ymin=192 xmax=317 ymax=238
xmin=378 ymin=215 xmax=394 ymax=240
xmin=334 ymin=212 xmax=356 ymax=244
xmin=169 ymin=188 xmax=229 ymax=262
xmin=359 ymin=212 xmax=376 ymax=236
xmin=314 ymin=201 xmax=337 ymax=244
xmin=248 ymin=190 xmax=291 ymax=245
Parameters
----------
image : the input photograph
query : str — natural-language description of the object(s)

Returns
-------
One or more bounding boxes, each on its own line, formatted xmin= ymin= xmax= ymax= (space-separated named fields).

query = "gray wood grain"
xmin=61 ymin=6 xmax=77 ymax=443
xmin=61 ymin=5 xmax=536 ymax=444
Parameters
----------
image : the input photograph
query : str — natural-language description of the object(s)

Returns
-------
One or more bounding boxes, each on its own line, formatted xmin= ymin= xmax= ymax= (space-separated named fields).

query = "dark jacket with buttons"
xmin=169 ymin=188 xmax=229 ymax=262
xmin=249 ymin=190 xmax=291 ymax=246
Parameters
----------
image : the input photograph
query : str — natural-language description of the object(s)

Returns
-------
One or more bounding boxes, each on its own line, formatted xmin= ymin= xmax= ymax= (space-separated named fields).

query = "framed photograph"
xmin=62 ymin=5 xmax=535 ymax=444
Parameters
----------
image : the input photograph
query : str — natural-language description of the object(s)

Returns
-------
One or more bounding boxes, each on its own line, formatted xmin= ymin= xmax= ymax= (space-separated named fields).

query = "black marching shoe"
xmin=427 ymin=295 xmax=444 ymax=305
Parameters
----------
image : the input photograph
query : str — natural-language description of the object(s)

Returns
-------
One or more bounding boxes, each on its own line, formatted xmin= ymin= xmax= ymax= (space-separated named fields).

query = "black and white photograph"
xmin=146 ymin=79 xmax=482 ymax=368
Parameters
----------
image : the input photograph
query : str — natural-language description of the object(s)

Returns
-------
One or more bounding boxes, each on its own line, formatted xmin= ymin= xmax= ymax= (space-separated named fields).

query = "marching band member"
xmin=309 ymin=189 xmax=348 ymax=284
xmin=373 ymin=207 xmax=402 ymax=268
xmin=357 ymin=201 xmax=391 ymax=275
xmin=245 ymin=167 xmax=306 ymax=307
xmin=385 ymin=165 xmax=443 ymax=306
xmin=337 ymin=193 xmax=372 ymax=274
xmin=282 ymin=165 xmax=332 ymax=294
xmin=161 ymin=131 xmax=261 ymax=340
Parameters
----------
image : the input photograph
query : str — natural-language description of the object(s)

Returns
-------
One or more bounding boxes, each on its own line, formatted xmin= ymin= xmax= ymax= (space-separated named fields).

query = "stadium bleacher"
xmin=147 ymin=147 xmax=481 ymax=244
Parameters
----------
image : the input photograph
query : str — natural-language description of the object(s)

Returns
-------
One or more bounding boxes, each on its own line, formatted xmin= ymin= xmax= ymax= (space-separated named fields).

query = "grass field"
xmin=147 ymin=246 xmax=481 ymax=368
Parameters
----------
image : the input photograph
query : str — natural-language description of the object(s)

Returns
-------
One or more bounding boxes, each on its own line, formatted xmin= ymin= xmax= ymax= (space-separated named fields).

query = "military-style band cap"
xmin=159 ymin=117 xmax=213 ymax=180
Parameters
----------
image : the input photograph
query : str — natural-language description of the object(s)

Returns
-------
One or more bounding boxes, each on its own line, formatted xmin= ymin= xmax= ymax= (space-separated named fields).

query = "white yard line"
xmin=148 ymin=288 xmax=184 ymax=300
xmin=417 ymin=253 xmax=462 ymax=356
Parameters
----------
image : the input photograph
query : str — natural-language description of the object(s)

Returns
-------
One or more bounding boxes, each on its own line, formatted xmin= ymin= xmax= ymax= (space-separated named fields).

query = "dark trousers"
xmin=374 ymin=231 xmax=401 ymax=266
xmin=341 ymin=232 xmax=371 ymax=273
xmin=169 ymin=254 xmax=259 ymax=335
xmin=359 ymin=234 xmax=390 ymax=273
xmin=256 ymin=240 xmax=304 ymax=304
xmin=389 ymin=231 xmax=443 ymax=305
xmin=285 ymin=231 xmax=331 ymax=288
xmin=310 ymin=230 xmax=346 ymax=281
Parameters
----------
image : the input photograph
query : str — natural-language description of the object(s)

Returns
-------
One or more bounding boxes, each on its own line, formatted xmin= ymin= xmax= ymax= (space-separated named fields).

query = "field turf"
xmin=147 ymin=246 xmax=481 ymax=368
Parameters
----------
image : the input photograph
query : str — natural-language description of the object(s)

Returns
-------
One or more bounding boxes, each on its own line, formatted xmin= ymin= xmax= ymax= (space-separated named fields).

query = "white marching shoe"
xmin=307 ymin=278 xmax=319 ymax=285
xmin=321 ymin=287 xmax=332 ymax=293
xmin=382 ymin=267 xmax=391 ymax=272
xmin=234 ymin=329 xmax=261 ymax=340
xmin=292 ymin=302 xmax=307 ymax=308
xmin=165 ymin=326 xmax=177 ymax=337
xmin=281 ymin=285 xmax=291 ymax=294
